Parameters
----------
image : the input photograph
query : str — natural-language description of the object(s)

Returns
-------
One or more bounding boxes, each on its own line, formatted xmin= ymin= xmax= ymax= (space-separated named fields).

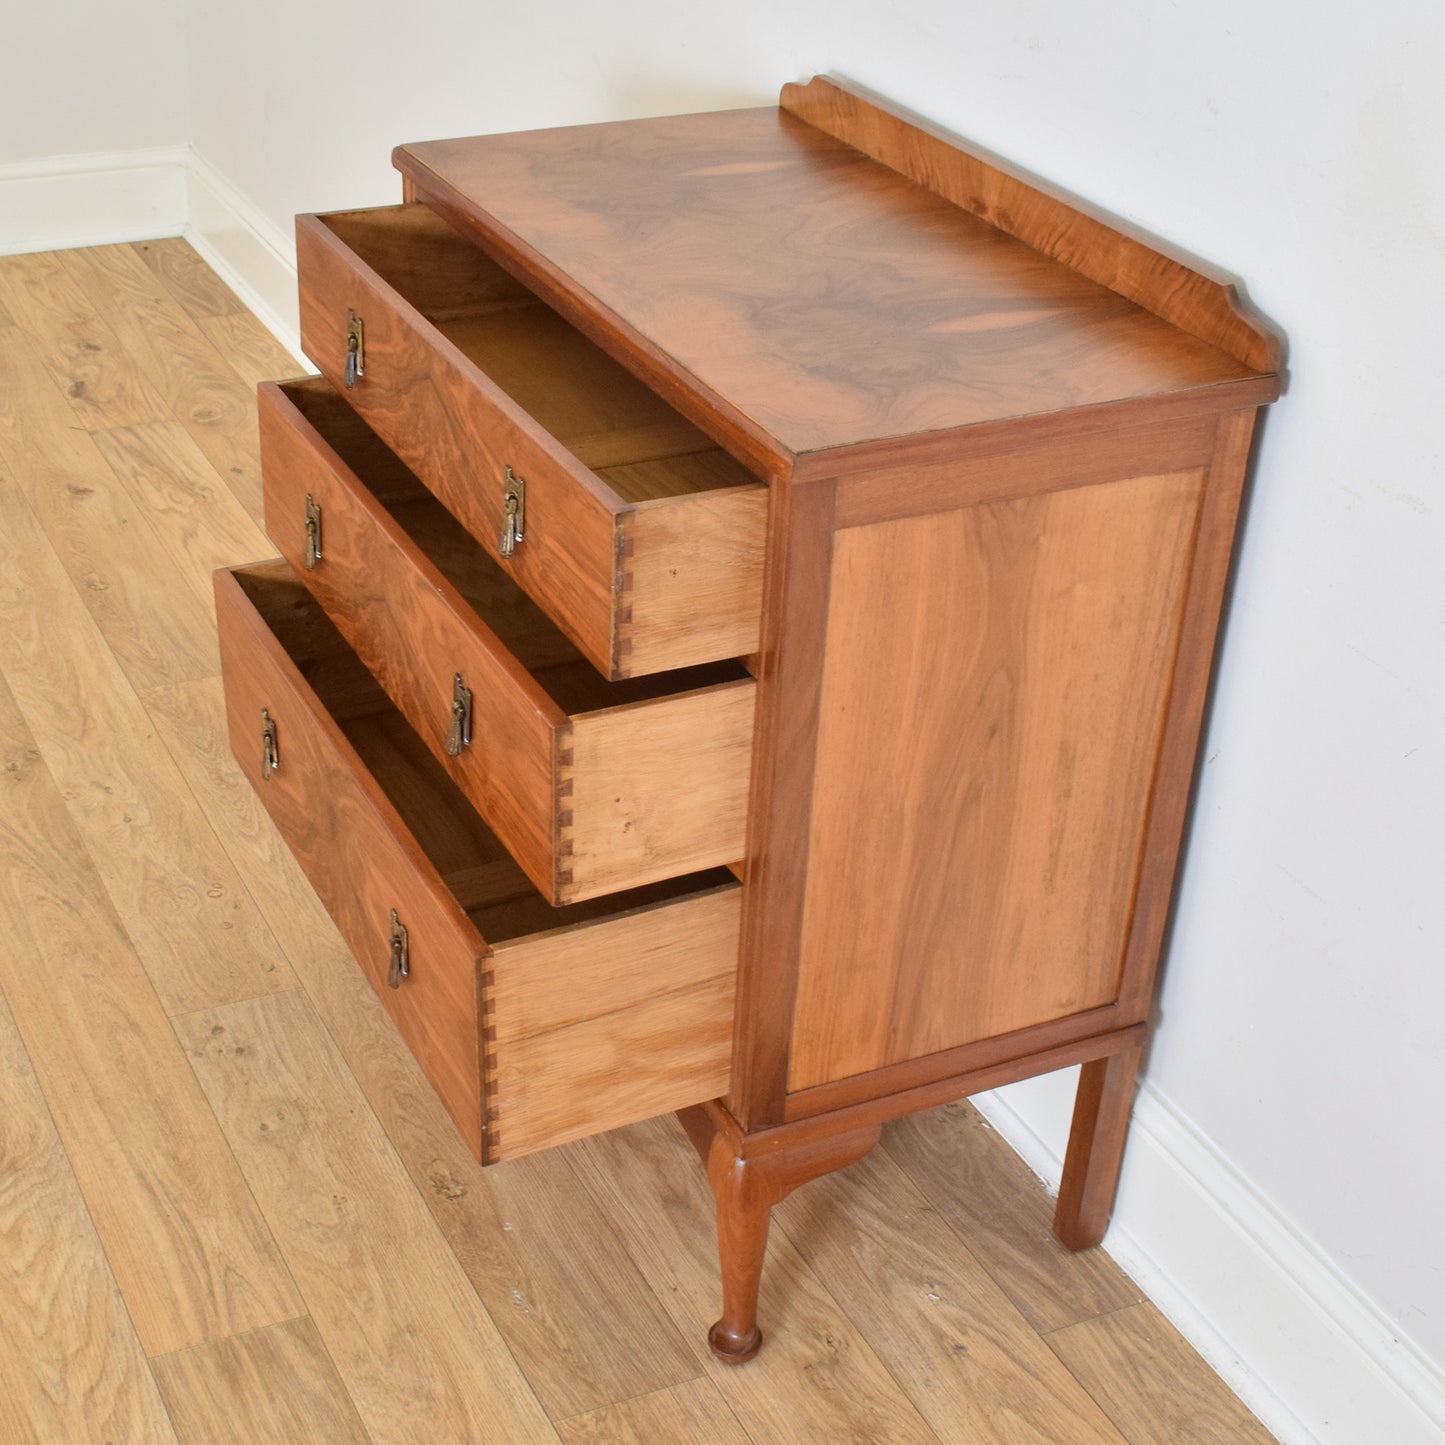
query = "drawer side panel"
xmin=560 ymin=682 xmax=755 ymax=902
xmin=619 ymin=485 xmax=769 ymax=677
xmin=487 ymin=886 xmax=740 ymax=1157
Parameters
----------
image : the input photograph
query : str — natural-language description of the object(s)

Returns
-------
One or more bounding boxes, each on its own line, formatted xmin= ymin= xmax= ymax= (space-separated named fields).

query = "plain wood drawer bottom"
xmin=215 ymin=559 xmax=741 ymax=1162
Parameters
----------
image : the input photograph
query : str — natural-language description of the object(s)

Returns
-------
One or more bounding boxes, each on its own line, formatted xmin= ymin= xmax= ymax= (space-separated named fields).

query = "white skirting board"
xmin=183 ymin=150 xmax=303 ymax=363
xmin=975 ymin=1074 xmax=1445 ymax=1445
xmin=0 ymin=144 xmax=304 ymax=366
xmin=0 ymin=147 xmax=189 ymax=255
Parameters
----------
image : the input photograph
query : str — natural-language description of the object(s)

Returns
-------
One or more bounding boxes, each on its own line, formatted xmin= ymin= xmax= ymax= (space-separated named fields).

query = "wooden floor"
xmin=0 ymin=239 xmax=1278 ymax=1444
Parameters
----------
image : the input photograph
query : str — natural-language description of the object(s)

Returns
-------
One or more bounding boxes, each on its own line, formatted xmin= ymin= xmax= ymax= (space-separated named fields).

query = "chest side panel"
xmin=787 ymin=467 xmax=1204 ymax=1091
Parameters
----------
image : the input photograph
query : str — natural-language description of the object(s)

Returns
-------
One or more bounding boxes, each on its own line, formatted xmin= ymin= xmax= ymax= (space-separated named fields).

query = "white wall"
xmin=0 ymin=0 xmax=190 ymax=251
xmin=0 ymin=0 xmax=188 ymax=164
xmin=181 ymin=4 xmax=767 ymax=227
xmin=11 ymin=2 xmax=1445 ymax=1438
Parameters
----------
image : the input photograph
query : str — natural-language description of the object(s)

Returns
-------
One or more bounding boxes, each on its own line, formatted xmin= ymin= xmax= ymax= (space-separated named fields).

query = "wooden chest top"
xmin=394 ymin=89 xmax=1273 ymax=463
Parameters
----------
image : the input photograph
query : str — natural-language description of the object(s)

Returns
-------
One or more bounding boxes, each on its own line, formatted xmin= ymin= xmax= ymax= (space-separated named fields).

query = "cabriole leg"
xmin=680 ymin=1105 xmax=880 ymax=1364
xmin=708 ymin=1153 xmax=772 ymax=1363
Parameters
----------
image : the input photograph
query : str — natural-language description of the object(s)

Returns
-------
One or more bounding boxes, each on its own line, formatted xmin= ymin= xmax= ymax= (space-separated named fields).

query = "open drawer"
xmin=259 ymin=377 xmax=755 ymax=905
xmin=216 ymin=560 xmax=740 ymax=1163
xmin=295 ymin=202 xmax=768 ymax=679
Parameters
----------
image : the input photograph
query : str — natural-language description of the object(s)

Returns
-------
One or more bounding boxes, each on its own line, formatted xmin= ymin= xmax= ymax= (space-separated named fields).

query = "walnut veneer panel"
xmin=781 ymin=78 xmax=1280 ymax=375
xmin=788 ymin=469 xmax=1204 ymax=1090
xmin=259 ymin=379 xmax=563 ymax=893
xmin=397 ymin=110 xmax=1259 ymax=460
xmin=215 ymin=564 xmax=488 ymax=1153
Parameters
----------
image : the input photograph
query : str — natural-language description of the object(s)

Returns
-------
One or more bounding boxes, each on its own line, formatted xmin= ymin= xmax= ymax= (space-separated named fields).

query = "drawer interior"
xmin=233 ymin=561 xmax=735 ymax=934
xmin=319 ymin=206 xmax=761 ymax=500
xmin=283 ymin=379 xmax=753 ymax=704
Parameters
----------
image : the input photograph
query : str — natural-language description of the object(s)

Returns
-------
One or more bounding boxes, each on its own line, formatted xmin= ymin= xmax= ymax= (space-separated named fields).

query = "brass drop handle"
xmin=344 ymin=309 xmax=364 ymax=389
xmin=303 ymin=494 xmax=323 ymax=570
xmin=498 ymin=466 xmax=525 ymax=558
xmin=260 ymin=708 xmax=279 ymax=780
xmin=388 ymin=909 xmax=409 ymax=988
xmin=445 ymin=674 xmax=473 ymax=756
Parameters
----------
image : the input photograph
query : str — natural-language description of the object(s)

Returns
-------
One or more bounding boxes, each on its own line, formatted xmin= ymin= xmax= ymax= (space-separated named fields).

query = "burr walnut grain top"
xmin=396 ymin=106 xmax=1261 ymax=459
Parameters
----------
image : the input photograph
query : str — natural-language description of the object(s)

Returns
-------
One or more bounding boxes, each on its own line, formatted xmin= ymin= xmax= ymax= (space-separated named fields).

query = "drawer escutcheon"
xmin=388 ymin=909 xmax=409 ymax=988
xmin=445 ymin=673 xmax=473 ymax=757
xmin=498 ymin=466 xmax=525 ymax=558
xmin=260 ymin=707 xmax=279 ymax=779
xmin=303 ymin=493 xmax=323 ymax=570
xmin=344 ymin=309 xmax=365 ymax=389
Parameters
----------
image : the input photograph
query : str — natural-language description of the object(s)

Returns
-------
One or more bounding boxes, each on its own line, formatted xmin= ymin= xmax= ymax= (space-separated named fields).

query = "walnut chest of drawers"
xmin=217 ymin=76 xmax=1281 ymax=1359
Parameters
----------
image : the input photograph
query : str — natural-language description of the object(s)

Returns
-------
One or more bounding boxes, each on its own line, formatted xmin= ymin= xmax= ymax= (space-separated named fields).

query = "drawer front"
xmin=215 ymin=565 xmax=488 ymax=1156
xmin=298 ymin=209 xmax=627 ymax=674
xmin=258 ymin=380 xmax=562 ymax=897
xmin=295 ymin=205 xmax=767 ymax=680
xmin=260 ymin=378 xmax=756 ymax=906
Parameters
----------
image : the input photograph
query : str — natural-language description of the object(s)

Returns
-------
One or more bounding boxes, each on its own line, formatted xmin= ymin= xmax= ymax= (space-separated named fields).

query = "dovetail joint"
xmin=614 ymin=520 xmax=638 ymax=675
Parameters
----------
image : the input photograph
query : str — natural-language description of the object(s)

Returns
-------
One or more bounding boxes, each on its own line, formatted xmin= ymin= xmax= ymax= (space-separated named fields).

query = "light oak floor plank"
xmin=59 ymin=243 xmax=268 ymax=522
xmin=885 ymin=1100 xmax=1143 ymax=1332
xmin=571 ymin=1116 xmax=941 ymax=1445
xmin=151 ymin=1316 xmax=371 ymax=1445
xmin=134 ymin=237 xmax=247 ymax=322
xmin=0 ymin=327 xmax=222 ymax=691
xmin=557 ymin=1379 xmax=751 ymax=1444
xmin=430 ymin=1146 xmax=705 ymax=1421
xmin=142 ymin=673 xmax=709 ymax=1421
xmin=0 ymin=250 xmax=171 ymax=430
xmin=0 ymin=984 xmax=178 ymax=1444
xmin=775 ymin=1145 xmax=1129 ymax=1444
xmin=1047 ymin=1302 xmax=1279 ymax=1445
xmin=0 ymin=665 xmax=302 ymax=1357
xmin=200 ymin=308 xmax=306 ymax=389
xmin=175 ymin=989 xmax=558 ymax=1444
xmin=0 ymin=465 xmax=294 ymax=1015
xmin=91 ymin=419 xmax=274 ymax=595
